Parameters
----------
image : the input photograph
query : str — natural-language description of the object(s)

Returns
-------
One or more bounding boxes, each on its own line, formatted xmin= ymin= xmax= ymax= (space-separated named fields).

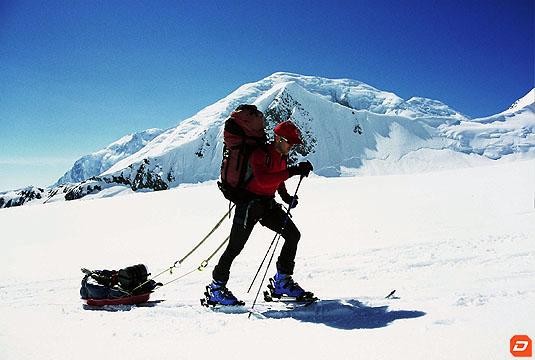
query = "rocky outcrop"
xmin=1 ymin=159 xmax=168 ymax=208
xmin=0 ymin=187 xmax=46 ymax=208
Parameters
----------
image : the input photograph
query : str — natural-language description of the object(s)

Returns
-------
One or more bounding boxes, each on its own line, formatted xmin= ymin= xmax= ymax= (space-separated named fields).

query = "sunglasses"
xmin=278 ymin=135 xmax=294 ymax=146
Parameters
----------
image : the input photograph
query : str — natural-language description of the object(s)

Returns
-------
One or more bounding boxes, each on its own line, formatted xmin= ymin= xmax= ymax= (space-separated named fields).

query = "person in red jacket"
xmin=207 ymin=120 xmax=314 ymax=306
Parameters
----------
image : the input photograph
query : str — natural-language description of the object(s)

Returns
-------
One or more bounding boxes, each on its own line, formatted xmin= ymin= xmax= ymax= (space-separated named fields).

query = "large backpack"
xmin=217 ymin=104 xmax=267 ymax=203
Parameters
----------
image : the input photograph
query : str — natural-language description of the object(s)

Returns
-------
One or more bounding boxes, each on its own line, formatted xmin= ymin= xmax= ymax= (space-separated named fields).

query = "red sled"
xmin=84 ymin=292 xmax=151 ymax=307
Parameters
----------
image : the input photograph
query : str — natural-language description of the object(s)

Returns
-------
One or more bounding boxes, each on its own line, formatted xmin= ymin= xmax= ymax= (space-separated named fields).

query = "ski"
xmin=263 ymin=290 xmax=318 ymax=306
xmin=200 ymin=297 xmax=246 ymax=308
xmin=200 ymin=301 xmax=250 ymax=314
xmin=200 ymin=297 xmax=267 ymax=317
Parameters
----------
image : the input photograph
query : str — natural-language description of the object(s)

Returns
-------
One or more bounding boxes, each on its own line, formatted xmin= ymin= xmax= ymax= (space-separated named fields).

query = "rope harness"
xmin=128 ymin=204 xmax=236 ymax=295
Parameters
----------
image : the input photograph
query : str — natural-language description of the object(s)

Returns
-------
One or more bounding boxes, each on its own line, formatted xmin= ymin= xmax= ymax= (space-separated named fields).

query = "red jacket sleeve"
xmin=249 ymin=148 xmax=289 ymax=188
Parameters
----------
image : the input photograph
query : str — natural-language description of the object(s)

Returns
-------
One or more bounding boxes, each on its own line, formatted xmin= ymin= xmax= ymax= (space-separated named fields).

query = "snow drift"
xmin=1 ymin=159 xmax=534 ymax=359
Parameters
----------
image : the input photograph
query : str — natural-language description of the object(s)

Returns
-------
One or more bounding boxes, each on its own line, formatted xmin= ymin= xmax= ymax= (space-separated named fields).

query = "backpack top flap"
xmin=228 ymin=108 xmax=265 ymax=140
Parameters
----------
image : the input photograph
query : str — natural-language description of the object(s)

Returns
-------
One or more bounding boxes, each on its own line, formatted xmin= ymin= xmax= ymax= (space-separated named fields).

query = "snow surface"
xmin=1 ymin=158 xmax=534 ymax=360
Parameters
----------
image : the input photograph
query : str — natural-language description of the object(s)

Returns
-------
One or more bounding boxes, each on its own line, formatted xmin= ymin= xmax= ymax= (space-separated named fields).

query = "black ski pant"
xmin=212 ymin=198 xmax=301 ymax=283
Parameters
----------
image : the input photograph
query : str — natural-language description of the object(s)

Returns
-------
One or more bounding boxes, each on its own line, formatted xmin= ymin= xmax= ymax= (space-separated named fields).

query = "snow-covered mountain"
xmin=54 ymin=128 xmax=164 ymax=186
xmin=440 ymin=89 xmax=535 ymax=161
xmin=506 ymin=88 xmax=534 ymax=113
xmin=1 ymin=73 xmax=534 ymax=208
xmin=101 ymin=73 xmax=534 ymax=180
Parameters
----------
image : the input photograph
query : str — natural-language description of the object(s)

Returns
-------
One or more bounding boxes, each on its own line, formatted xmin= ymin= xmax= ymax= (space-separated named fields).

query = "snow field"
xmin=1 ymin=159 xmax=534 ymax=359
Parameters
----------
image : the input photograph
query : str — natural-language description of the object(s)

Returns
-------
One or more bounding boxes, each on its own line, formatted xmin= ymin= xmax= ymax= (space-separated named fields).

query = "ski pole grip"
xmin=289 ymin=196 xmax=297 ymax=209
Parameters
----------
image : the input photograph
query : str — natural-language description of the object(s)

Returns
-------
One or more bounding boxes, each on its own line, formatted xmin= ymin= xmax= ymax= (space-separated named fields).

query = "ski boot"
xmin=200 ymin=280 xmax=245 ymax=307
xmin=264 ymin=272 xmax=317 ymax=303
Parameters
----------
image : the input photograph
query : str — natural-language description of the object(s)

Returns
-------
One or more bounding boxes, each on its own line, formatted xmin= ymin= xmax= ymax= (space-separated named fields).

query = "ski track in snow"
xmin=1 ymin=159 xmax=535 ymax=359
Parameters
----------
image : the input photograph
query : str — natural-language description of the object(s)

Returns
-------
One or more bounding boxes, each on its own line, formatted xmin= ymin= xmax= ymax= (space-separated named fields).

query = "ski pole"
xmin=248 ymin=176 xmax=304 ymax=317
xmin=246 ymin=176 xmax=303 ymax=293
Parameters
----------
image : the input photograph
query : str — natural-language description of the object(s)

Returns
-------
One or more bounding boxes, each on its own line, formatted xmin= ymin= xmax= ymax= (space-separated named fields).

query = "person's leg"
xmin=212 ymin=198 xmax=272 ymax=282
xmin=211 ymin=202 xmax=256 ymax=283
xmin=211 ymin=222 xmax=253 ymax=282
xmin=259 ymin=203 xmax=301 ymax=275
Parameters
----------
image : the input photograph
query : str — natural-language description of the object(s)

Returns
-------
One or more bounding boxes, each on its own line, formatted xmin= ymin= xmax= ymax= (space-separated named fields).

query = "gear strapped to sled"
xmin=80 ymin=264 xmax=161 ymax=306
xmin=80 ymin=205 xmax=236 ymax=307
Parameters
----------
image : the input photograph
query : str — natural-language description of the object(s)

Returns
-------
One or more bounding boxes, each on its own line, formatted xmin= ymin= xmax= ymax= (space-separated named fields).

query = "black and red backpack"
xmin=217 ymin=104 xmax=267 ymax=203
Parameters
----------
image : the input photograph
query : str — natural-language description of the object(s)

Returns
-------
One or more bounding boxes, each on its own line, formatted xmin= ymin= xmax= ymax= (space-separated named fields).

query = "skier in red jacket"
xmin=207 ymin=120 xmax=313 ymax=306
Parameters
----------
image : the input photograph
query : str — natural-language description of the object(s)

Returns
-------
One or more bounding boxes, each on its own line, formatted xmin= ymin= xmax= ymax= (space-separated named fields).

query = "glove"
xmin=280 ymin=192 xmax=298 ymax=209
xmin=288 ymin=161 xmax=313 ymax=178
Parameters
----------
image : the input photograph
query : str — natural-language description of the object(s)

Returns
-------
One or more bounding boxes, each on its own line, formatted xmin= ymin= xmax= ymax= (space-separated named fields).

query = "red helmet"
xmin=274 ymin=120 xmax=302 ymax=145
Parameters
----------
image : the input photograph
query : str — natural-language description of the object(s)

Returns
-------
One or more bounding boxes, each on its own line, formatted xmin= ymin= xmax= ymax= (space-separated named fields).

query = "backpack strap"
xmin=241 ymin=145 xmax=271 ymax=189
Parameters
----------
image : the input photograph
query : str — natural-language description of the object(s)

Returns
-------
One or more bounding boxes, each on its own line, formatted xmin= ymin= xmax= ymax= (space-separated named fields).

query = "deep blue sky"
xmin=1 ymin=0 xmax=533 ymax=191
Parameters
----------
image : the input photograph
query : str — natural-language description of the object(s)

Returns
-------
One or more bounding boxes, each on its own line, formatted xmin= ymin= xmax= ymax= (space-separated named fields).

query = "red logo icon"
xmin=511 ymin=335 xmax=532 ymax=357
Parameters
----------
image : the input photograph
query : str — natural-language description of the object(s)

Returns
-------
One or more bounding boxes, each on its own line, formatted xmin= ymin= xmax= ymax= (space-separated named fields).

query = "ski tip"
xmin=385 ymin=290 xmax=399 ymax=299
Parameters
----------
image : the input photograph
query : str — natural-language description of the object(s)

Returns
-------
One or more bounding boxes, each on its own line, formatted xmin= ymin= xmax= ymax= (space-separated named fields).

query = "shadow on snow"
xmin=80 ymin=298 xmax=426 ymax=330
xmin=259 ymin=299 xmax=426 ymax=330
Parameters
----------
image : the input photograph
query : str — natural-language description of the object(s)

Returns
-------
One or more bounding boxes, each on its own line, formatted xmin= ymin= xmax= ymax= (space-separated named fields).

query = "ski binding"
xmin=200 ymin=286 xmax=245 ymax=308
xmin=263 ymin=278 xmax=318 ymax=306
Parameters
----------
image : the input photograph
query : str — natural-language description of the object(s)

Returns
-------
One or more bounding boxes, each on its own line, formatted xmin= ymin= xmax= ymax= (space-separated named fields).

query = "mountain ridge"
xmin=1 ymin=73 xmax=534 ymax=208
xmin=54 ymin=128 xmax=164 ymax=186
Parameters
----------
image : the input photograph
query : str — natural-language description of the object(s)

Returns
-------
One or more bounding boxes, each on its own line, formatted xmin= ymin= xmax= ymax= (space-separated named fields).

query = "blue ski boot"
xmin=201 ymin=280 xmax=244 ymax=307
xmin=272 ymin=272 xmax=306 ymax=297
xmin=265 ymin=272 xmax=316 ymax=302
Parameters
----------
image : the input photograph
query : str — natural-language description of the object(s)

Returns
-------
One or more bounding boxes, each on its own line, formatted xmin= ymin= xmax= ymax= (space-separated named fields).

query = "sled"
xmin=80 ymin=264 xmax=161 ymax=309
xmin=84 ymin=292 xmax=152 ymax=307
